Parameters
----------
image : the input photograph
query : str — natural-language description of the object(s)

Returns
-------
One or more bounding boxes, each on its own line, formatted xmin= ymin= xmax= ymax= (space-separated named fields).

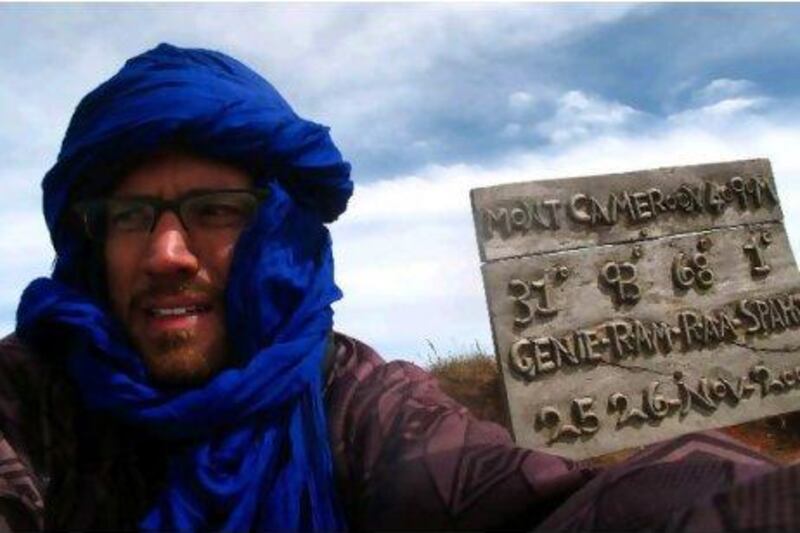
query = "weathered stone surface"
xmin=471 ymin=158 xmax=782 ymax=263
xmin=471 ymin=159 xmax=800 ymax=460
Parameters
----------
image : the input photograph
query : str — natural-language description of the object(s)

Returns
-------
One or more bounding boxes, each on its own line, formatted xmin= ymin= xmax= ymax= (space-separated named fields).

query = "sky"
xmin=3 ymin=3 xmax=800 ymax=365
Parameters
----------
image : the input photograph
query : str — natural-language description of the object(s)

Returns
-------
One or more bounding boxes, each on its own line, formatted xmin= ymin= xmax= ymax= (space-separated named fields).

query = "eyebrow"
xmin=110 ymin=188 xmax=249 ymax=201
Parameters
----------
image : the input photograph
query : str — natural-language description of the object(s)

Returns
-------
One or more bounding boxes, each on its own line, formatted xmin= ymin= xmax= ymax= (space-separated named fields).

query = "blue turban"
xmin=16 ymin=43 xmax=351 ymax=531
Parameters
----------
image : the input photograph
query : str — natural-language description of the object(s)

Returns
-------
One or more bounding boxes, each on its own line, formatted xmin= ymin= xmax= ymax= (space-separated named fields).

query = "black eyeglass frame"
xmin=72 ymin=188 xmax=270 ymax=241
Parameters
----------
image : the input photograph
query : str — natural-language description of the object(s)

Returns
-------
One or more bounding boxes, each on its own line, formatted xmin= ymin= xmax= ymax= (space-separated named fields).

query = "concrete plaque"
xmin=471 ymin=159 xmax=800 ymax=459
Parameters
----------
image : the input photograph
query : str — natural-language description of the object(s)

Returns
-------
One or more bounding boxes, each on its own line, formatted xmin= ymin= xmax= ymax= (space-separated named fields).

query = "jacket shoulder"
xmin=0 ymin=334 xmax=53 ymax=449
xmin=326 ymin=332 xmax=385 ymax=387
xmin=0 ymin=334 xmax=50 ymax=530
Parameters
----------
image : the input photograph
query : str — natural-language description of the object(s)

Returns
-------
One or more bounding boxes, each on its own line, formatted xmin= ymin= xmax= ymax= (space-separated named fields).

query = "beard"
xmin=124 ymin=278 xmax=230 ymax=387
xmin=139 ymin=327 xmax=227 ymax=386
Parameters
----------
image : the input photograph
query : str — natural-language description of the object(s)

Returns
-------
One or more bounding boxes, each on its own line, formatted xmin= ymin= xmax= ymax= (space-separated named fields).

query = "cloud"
xmin=0 ymin=3 xmax=640 ymax=185
xmin=667 ymin=78 xmax=773 ymax=127
xmin=662 ymin=77 xmax=770 ymax=125
xmin=3 ymin=4 xmax=800 ymax=368
xmin=669 ymin=96 xmax=770 ymax=126
xmin=0 ymin=209 xmax=53 ymax=332
xmin=331 ymin=96 xmax=800 ymax=364
xmin=508 ymin=91 xmax=537 ymax=113
xmin=0 ymin=4 xmax=641 ymax=348
xmin=535 ymin=90 xmax=643 ymax=144
xmin=693 ymin=78 xmax=758 ymax=105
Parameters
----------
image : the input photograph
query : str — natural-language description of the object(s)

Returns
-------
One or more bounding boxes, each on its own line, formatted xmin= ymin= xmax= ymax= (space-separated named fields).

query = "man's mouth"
xmin=147 ymin=304 xmax=213 ymax=318
xmin=130 ymin=286 xmax=221 ymax=338
xmin=138 ymin=296 xmax=217 ymax=337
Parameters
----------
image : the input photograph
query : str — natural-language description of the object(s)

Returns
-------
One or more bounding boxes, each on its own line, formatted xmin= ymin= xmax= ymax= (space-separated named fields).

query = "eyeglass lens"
xmin=80 ymin=190 xmax=263 ymax=240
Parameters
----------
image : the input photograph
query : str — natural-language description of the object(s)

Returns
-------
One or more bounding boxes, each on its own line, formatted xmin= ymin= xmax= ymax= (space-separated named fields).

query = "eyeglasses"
xmin=73 ymin=188 xmax=269 ymax=241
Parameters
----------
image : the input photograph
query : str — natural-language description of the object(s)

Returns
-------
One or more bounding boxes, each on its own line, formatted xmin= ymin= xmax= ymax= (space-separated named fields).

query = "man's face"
xmin=105 ymin=152 xmax=253 ymax=385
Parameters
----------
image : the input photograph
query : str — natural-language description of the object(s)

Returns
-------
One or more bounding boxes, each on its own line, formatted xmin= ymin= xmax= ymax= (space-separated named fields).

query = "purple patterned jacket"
xmin=0 ymin=333 xmax=794 ymax=531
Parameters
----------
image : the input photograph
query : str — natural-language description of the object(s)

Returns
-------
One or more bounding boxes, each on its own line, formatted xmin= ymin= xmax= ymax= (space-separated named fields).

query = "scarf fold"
xmin=15 ymin=43 xmax=350 ymax=532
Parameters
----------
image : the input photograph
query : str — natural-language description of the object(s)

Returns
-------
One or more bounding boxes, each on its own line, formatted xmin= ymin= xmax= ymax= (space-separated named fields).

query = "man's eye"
xmin=107 ymin=205 xmax=150 ymax=232
xmin=190 ymin=200 xmax=249 ymax=227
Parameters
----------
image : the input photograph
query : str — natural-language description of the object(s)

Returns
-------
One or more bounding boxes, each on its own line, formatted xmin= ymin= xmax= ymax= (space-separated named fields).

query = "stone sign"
xmin=471 ymin=159 xmax=800 ymax=460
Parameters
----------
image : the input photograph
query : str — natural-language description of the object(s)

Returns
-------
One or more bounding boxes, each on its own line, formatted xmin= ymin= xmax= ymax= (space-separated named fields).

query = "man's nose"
xmin=142 ymin=211 xmax=200 ymax=276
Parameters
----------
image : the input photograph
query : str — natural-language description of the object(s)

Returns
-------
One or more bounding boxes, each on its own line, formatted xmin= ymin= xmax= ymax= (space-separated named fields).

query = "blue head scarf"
xmin=15 ymin=43 xmax=351 ymax=531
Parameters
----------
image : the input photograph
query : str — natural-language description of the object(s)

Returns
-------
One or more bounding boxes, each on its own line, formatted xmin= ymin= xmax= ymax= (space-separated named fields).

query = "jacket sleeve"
xmin=0 ymin=336 xmax=46 ymax=531
xmin=324 ymin=334 xmax=593 ymax=531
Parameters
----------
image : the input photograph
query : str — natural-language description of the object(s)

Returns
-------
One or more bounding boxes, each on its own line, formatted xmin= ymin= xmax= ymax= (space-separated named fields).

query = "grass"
xmin=426 ymin=342 xmax=510 ymax=428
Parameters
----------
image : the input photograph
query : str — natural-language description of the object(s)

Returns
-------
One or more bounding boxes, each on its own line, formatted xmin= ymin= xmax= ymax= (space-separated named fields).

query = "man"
xmin=1 ymin=42 xmax=592 ymax=531
xmin=0 ymin=43 xmax=797 ymax=532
